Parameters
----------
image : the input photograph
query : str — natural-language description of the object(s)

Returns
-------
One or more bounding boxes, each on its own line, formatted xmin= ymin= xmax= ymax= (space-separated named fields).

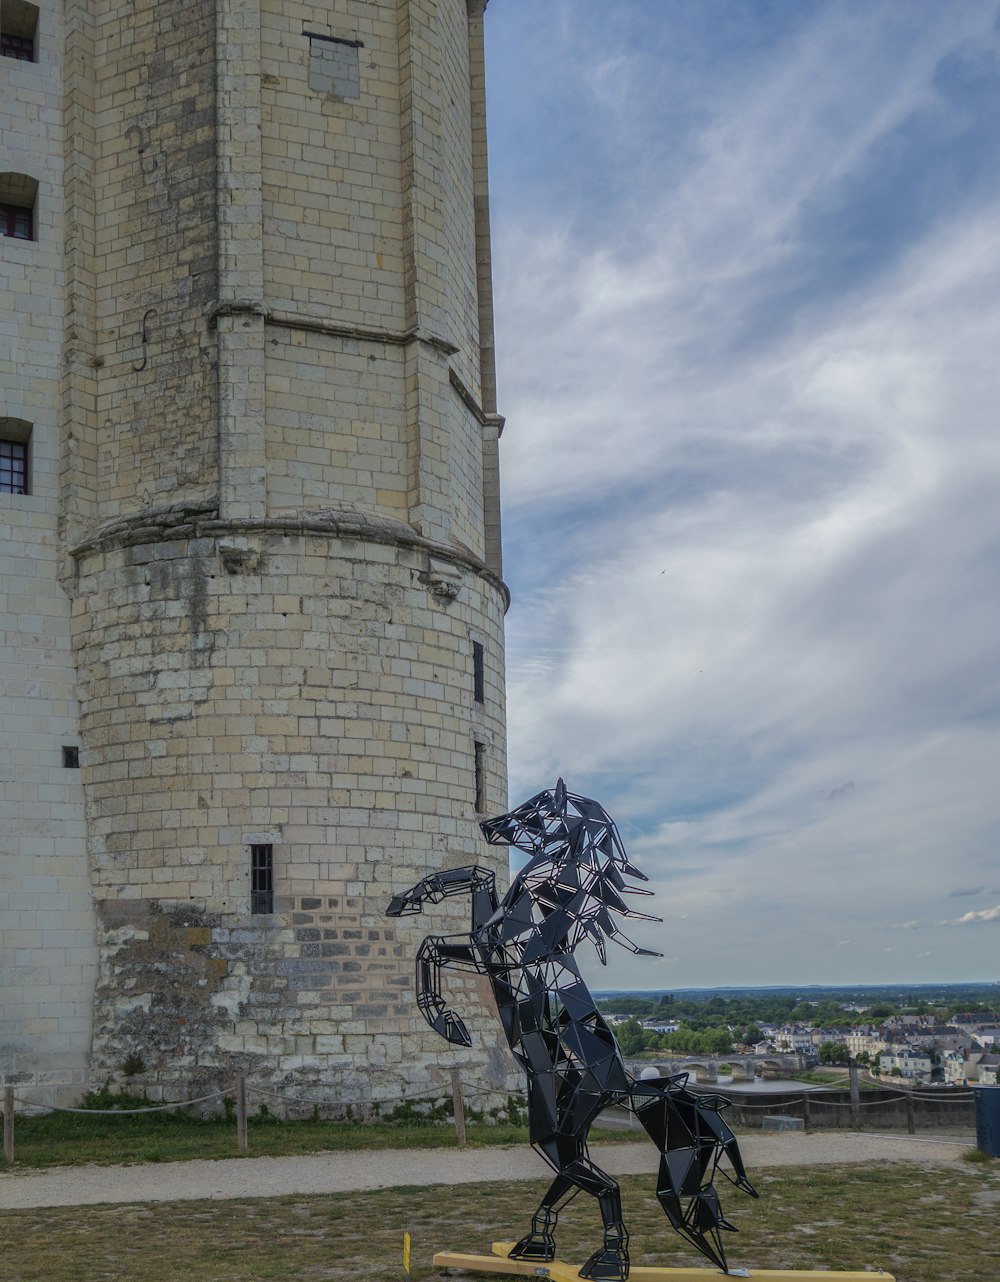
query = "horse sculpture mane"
xmin=388 ymin=781 xmax=757 ymax=1280
xmin=481 ymin=779 xmax=660 ymax=963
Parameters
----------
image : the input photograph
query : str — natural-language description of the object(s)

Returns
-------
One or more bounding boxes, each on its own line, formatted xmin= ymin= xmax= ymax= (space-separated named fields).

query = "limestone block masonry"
xmin=2 ymin=0 xmax=512 ymax=1107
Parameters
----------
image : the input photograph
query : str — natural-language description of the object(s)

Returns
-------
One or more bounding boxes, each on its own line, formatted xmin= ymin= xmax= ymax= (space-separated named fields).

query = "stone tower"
xmin=1 ymin=1 xmax=509 ymax=1105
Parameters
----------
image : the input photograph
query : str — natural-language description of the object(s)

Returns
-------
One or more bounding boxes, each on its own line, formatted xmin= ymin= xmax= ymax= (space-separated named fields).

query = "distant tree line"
xmin=598 ymin=986 xmax=1000 ymax=1056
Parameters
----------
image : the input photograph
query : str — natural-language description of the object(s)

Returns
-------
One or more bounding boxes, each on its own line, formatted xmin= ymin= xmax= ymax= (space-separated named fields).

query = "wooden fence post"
xmin=236 ymin=1075 xmax=248 ymax=1153
xmin=801 ymin=1093 xmax=811 ymax=1130
xmin=450 ymin=1068 xmax=466 ymax=1147
xmin=3 ymin=1086 xmax=14 ymax=1164
xmin=849 ymin=1064 xmax=861 ymax=1129
xmin=905 ymin=1092 xmax=915 ymax=1135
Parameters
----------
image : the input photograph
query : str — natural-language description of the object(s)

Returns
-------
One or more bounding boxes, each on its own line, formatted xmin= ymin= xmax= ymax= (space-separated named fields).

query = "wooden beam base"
xmin=428 ymin=1242 xmax=894 ymax=1282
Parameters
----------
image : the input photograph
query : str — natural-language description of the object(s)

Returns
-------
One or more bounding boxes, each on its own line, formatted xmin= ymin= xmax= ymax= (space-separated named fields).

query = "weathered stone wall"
xmin=72 ymin=518 xmax=509 ymax=1098
xmin=260 ymin=0 xmax=406 ymax=329
xmin=3 ymin=0 xmax=511 ymax=1105
xmin=91 ymin=0 xmax=219 ymax=521
xmin=258 ymin=0 xmax=493 ymax=561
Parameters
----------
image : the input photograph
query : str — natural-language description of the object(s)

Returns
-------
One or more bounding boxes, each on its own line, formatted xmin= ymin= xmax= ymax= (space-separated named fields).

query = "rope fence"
xmin=2 ymin=1076 xmax=979 ymax=1165
xmin=723 ymin=1082 xmax=977 ymax=1139
xmin=9 ymin=1089 xmax=231 ymax=1116
xmin=1 ymin=1069 xmax=488 ymax=1163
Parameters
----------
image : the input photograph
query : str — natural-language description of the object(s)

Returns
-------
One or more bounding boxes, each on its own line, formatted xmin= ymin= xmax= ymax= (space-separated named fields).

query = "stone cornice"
xmin=70 ymin=503 xmax=510 ymax=609
xmin=265 ymin=308 xmax=461 ymax=357
xmin=449 ymin=368 xmax=506 ymax=436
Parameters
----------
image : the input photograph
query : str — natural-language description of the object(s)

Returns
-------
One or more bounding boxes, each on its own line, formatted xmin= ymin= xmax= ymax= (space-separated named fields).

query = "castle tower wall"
xmin=3 ymin=0 xmax=510 ymax=1104
xmin=1 ymin=2 xmax=99 ymax=1103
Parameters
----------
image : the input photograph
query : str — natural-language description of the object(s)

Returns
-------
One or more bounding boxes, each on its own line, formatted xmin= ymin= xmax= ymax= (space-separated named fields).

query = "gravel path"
xmin=0 ymin=1131 xmax=974 ymax=1211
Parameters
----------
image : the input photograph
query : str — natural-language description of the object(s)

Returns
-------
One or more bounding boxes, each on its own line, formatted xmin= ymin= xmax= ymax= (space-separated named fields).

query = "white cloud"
xmin=488 ymin=1 xmax=1000 ymax=986
xmin=945 ymin=905 xmax=1000 ymax=927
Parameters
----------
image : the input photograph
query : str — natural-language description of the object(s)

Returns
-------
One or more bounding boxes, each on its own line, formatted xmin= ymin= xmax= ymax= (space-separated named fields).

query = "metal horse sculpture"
xmin=387 ymin=781 xmax=758 ymax=1280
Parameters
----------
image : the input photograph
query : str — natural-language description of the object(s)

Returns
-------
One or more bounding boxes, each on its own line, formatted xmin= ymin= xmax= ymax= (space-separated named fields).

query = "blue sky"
xmin=483 ymin=0 xmax=1000 ymax=989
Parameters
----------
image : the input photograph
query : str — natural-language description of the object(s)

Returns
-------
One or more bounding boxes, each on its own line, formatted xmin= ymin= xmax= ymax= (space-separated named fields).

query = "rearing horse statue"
xmin=387 ymin=780 xmax=757 ymax=1280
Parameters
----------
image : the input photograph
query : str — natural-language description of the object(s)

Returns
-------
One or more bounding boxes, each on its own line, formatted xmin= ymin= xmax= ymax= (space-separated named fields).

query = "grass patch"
xmin=2 ymin=1110 xmax=533 ymax=1170
xmin=2 ymin=1161 xmax=999 ymax=1281
xmin=962 ymin=1146 xmax=999 ymax=1164
xmin=1 ymin=1091 xmax=635 ymax=1171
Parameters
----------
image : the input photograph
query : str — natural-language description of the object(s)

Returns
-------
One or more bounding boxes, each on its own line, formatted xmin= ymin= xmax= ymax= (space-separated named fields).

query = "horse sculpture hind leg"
xmin=511 ymin=1126 xmax=630 ymax=1281
xmin=629 ymin=1073 xmax=758 ymax=1273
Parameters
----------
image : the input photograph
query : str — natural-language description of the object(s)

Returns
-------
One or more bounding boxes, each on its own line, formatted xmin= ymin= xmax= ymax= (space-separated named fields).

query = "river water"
xmin=708 ymin=1074 xmax=832 ymax=1094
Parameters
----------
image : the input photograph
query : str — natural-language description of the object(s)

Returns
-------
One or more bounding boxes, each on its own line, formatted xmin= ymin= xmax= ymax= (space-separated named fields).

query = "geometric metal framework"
xmin=387 ymin=780 xmax=758 ymax=1279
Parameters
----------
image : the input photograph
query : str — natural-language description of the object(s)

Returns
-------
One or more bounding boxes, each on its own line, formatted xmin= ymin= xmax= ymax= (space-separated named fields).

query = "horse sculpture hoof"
xmin=579 ymin=1246 xmax=630 ymax=1281
xmin=508 ymin=1233 xmax=556 ymax=1262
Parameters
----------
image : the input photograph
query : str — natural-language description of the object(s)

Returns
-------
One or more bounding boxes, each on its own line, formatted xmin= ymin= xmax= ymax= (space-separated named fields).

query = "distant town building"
xmin=773 ymin=1026 xmax=814 ymax=1054
xmin=975 ymin=1054 xmax=1000 ymax=1084
xmin=879 ymin=1049 xmax=932 ymax=1081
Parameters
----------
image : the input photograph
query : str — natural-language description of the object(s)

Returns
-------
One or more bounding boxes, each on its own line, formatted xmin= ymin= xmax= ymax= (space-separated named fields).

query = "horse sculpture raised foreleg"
xmin=415 ymin=934 xmax=480 ymax=1046
xmin=387 ymin=866 xmax=497 ymax=1046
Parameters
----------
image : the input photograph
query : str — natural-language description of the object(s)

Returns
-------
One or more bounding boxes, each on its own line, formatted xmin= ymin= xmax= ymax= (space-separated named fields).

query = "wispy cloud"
xmin=487 ymin=0 xmax=1000 ymax=986
xmin=945 ymin=905 xmax=1000 ymax=927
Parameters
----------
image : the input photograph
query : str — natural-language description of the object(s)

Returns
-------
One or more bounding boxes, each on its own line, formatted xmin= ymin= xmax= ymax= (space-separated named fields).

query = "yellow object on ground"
xmin=427 ymin=1242 xmax=895 ymax=1281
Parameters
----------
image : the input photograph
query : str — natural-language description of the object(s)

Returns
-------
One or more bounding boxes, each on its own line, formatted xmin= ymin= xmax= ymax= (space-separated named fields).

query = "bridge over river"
xmin=626 ymin=1053 xmax=808 ymax=1085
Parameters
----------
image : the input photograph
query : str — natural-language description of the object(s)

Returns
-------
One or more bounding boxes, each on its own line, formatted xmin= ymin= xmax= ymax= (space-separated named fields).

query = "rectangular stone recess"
xmin=306 ymin=31 xmax=361 ymax=100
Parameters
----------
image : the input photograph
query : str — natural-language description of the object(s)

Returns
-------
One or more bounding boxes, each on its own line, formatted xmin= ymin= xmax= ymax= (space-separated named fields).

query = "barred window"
xmin=0 ymin=3 xmax=39 ymax=62
xmin=0 ymin=439 xmax=28 ymax=494
xmin=1 ymin=32 xmax=32 ymax=59
xmin=472 ymin=640 xmax=485 ymax=705
xmin=251 ymin=844 xmax=274 ymax=914
xmin=0 ymin=173 xmax=38 ymax=240
xmin=474 ymin=740 xmax=486 ymax=814
xmin=1 ymin=202 xmax=32 ymax=239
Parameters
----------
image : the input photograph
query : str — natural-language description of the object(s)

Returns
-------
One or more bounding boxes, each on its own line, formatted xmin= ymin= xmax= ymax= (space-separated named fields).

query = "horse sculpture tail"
xmin=629 ymin=1070 xmax=758 ymax=1272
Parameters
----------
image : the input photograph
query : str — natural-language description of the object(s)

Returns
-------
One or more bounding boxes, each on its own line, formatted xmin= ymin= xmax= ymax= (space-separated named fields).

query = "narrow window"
xmin=472 ymin=641 xmax=485 ymax=705
xmin=1 ymin=202 xmax=33 ymax=239
xmin=62 ymin=746 xmax=80 ymax=769
xmin=1 ymin=31 xmax=32 ymax=59
xmin=0 ymin=174 xmax=39 ymax=240
xmin=0 ymin=3 xmax=38 ymax=62
xmin=251 ymin=844 xmax=274 ymax=914
xmin=0 ymin=420 xmax=31 ymax=494
xmin=474 ymin=740 xmax=486 ymax=814
xmin=0 ymin=439 xmax=28 ymax=494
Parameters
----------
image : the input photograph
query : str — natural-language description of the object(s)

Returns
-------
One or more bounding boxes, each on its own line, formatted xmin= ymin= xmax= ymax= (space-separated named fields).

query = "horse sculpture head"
xmin=481 ymin=779 xmax=662 ymax=964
